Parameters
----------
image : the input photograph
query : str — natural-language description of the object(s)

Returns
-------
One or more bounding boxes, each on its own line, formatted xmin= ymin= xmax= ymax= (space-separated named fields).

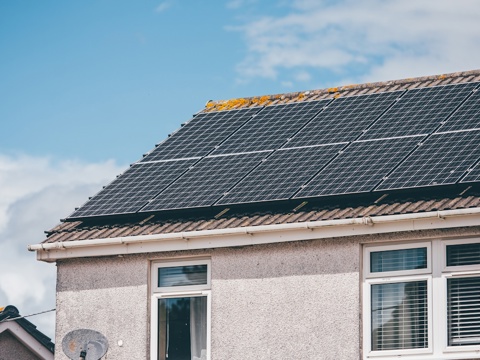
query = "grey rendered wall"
xmin=0 ymin=330 xmax=41 ymax=360
xmin=55 ymin=237 xmax=360 ymax=360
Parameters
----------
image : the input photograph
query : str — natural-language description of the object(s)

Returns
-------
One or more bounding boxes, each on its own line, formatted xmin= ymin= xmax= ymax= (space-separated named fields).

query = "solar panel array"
xmin=69 ymin=81 xmax=480 ymax=219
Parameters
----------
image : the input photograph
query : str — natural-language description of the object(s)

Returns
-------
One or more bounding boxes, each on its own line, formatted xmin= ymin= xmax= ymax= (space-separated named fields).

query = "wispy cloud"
xmin=231 ymin=0 xmax=480 ymax=85
xmin=0 ymin=154 xmax=125 ymax=338
xmin=155 ymin=1 xmax=172 ymax=13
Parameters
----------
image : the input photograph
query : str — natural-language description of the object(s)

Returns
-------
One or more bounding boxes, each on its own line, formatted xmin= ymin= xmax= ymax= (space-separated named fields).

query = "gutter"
xmin=28 ymin=208 xmax=480 ymax=260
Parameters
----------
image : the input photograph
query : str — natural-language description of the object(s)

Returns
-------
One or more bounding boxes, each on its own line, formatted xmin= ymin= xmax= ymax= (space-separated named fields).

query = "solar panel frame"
xmin=285 ymin=91 xmax=404 ymax=148
xmin=140 ymin=107 xmax=261 ymax=162
xmin=141 ymin=152 xmax=269 ymax=211
xmin=377 ymin=130 xmax=480 ymax=190
xmin=294 ymin=136 xmax=424 ymax=198
xmin=359 ymin=82 xmax=478 ymax=140
xmin=216 ymin=143 xmax=347 ymax=205
xmin=436 ymin=86 xmax=480 ymax=133
xmin=460 ymin=159 xmax=480 ymax=183
xmin=212 ymin=100 xmax=331 ymax=155
xmin=69 ymin=159 xmax=197 ymax=218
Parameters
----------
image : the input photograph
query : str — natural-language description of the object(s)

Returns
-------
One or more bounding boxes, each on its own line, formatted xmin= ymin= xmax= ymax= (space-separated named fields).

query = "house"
xmin=29 ymin=69 xmax=480 ymax=360
xmin=0 ymin=305 xmax=55 ymax=360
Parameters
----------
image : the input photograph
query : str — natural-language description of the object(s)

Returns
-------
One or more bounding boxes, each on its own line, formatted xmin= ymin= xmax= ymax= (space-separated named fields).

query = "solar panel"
xmin=212 ymin=100 xmax=330 ymax=155
xmin=285 ymin=91 xmax=403 ymax=148
xmin=294 ymin=136 xmax=423 ymax=198
xmin=140 ymin=108 xmax=260 ymax=162
xmin=461 ymin=160 xmax=480 ymax=183
xmin=216 ymin=144 xmax=346 ymax=205
xmin=141 ymin=152 xmax=268 ymax=211
xmin=377 ymin=130 xmax=480 ymax=190
xmin=360 ymin=83 xmax=478 ymax=140
xmin=69 ymin=159 xmax=196 ymax=218
xmin=436 ymin=87 xmax=480 ymax=132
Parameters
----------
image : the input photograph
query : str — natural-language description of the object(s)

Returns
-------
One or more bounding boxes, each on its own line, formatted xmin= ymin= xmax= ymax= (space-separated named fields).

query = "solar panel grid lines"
xmin=216 ymin=143 xmax=347 ymax=205
xmin=140 ymin=107 xmax=262 ymax=162
xmin=437 ymin=86 xmax=480 ymax=133
xmin=69 ymin=159 xmax=197 ymax=218
xmin=140 ymin=152 xmax=269 ymax=211
xmin=377 ymin=130 xmax=480 ymax=190
xmin=212 ymin=100 xmax=331 ymax=155
xmin=360 ymin=82 xmax=479 ymax=140
xmin=285 ymin=90 xmax=405 ymax=148
xmin=461 ymin=158 xmax=480 ymax=183
xmin=293 ymin=136 xmax=425 ymax=198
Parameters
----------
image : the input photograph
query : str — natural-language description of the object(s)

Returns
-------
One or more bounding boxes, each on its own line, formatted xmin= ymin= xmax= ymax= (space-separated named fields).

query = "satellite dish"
xmin=62 ymin=329 xmax=109 ymax=360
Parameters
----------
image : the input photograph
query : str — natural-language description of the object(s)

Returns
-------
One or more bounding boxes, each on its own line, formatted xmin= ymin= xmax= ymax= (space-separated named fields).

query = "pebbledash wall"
xmin=53 ymin=225 xmax=480 ymax=360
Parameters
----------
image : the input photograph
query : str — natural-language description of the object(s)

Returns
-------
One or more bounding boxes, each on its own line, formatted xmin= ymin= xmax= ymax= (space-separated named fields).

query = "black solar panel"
xmin=217 ymin=144 xmax=346 ymax=205
xmin=285 ymin=91 xmax=403 ymax=148
xmin=437 ymin=87 xmax=480 ymax=132
xmin=141 ymin=108 xmax=260 ymax=162
xmin=461 ymin=160 xmax=480 ymax=183
xmin=294 ymin=136 xmax=423 ymax=198
xmin=360 ymin=83 xmax=478 ymax=140
xmin=212 ymin=100 xmax=330 ymax=155
xmin=141 ymin=152 xmax=268 ymax=211
xmin=69 ymin=159 xmax=196 ymax=218
xmin=377 ymin=130 xmax=480 ymax=190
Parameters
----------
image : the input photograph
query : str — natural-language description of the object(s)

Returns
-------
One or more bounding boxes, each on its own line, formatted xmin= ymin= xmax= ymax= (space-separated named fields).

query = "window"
xmin=151 ymin=259 xmax=211 ymax=360
xmin=363 ymin=239 xmax=480 ymax=359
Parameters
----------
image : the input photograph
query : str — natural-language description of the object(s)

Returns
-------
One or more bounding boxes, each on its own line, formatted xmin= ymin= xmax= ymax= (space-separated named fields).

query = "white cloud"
xmin=0 ymin=154 xmax=125 ymax=339
xmin=232 ymin=0 xmax=480 ymax=85
xmin=155 ymin=1 xmax=172 ymax=13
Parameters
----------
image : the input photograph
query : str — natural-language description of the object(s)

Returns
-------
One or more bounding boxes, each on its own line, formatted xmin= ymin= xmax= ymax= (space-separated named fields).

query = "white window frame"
xmin=150 ymin=258 xmax=211 ymax=360
xmin=363 ymin=238 xmax=480 ymax=360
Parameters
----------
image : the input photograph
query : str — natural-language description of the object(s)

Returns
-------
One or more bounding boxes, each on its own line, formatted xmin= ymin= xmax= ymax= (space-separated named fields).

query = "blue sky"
xmin=1 ymin=0 xmax=480 ymax=339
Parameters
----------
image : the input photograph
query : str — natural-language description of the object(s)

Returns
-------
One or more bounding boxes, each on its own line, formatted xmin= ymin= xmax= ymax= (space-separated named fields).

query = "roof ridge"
xmin=205 ymin=68 xmax=480 ymax=112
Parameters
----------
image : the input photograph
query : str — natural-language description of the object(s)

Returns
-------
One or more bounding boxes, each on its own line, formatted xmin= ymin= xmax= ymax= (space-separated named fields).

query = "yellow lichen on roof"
xmin=202 ymin=69 xmax=480 ymax=113
xmin=0 ymin=307 xmax=4 ymax=312
xmin=206 ymin=95 xmax=278 ymax=111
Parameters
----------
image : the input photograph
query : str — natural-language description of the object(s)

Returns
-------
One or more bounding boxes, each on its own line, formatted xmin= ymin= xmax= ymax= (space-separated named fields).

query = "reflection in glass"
xmin=158 ymin=296 xmax=207 ymax=360
xmin=158 ymin=265 xmax=208 ymax=287
xmin=371 ymin=281 xmax=428 ymax=350
xmin=371 ymin=247 xmax=427 ymax=273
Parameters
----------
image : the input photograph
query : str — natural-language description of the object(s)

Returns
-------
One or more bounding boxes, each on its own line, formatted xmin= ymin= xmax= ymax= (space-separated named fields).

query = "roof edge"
xmin=204 ymin=69 xmax=480 ymax=112
xmin=30 ymin=207 xmax=480 ymax=262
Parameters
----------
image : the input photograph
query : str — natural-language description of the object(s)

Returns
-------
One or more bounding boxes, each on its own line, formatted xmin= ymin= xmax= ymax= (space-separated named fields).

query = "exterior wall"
xmin=56 ymin=237 xmax=359 ymax=359
xmin=0 ymin=330 xmax=41 ymax=360
xmin=54 ymin=226 xmax=480 ymax=360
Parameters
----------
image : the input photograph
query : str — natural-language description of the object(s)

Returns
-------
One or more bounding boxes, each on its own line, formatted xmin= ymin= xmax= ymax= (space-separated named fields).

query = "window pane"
xmin=448 ymin=276 xmax=480 ymax=346
xmin=158 ymin=297 xmax=207 ymax=360
xmin=158 ymin=265 xmax=208 ymax=287
xmin=371 ymin=281 xmax=428 ymax=351
xmin=447 ymin=243 xmax=480 ymax=267
xmin=371 ymin=247 xmax=427 ymax=273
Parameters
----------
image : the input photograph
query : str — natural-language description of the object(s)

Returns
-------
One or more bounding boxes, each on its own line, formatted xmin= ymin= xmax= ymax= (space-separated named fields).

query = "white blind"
xmin=158 ymin=265 xmax=208 ymax=287
xmin=448 ymin=276 xmax=480 ymax=346
xmin=371 ymin=280 xmax=428 ymax=350
xmin=371 ymin=247 xmax=427 ymax=273
xmin=447 ymin=243 xmax=480 ymax=267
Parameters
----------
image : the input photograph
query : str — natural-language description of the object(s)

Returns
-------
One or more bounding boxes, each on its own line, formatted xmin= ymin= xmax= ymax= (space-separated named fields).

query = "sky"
xmin=1 ymin=0 xmax=480 ymax=341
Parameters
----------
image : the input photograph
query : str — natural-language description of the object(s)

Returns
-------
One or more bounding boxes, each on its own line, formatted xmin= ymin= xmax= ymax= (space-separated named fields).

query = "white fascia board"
xmin=29 ymin=208 xmax=480 ymax=262
xmin=0 ymin=321 xmax=54 ymax=360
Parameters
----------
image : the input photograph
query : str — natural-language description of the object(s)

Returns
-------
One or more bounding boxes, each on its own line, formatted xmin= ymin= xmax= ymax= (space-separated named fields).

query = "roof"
xmin=0 ymin=305 xmax=55 ymax=354
xmin=43 ymin=69 xmax=480 ymax=244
